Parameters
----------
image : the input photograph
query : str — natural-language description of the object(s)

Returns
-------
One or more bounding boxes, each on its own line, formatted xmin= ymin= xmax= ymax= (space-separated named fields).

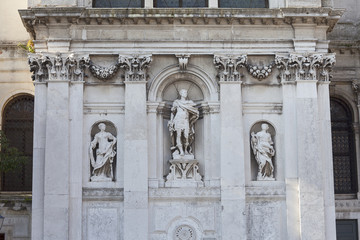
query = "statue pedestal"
xmin=165 ymin=159 xmax=204 ymax=187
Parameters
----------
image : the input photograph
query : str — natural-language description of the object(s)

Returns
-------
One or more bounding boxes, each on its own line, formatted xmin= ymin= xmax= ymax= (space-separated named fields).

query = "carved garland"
xmin=246 ymin=64 xmax=274 ymax=80
xmin=89 ymin=62 xmax=120 ymax=80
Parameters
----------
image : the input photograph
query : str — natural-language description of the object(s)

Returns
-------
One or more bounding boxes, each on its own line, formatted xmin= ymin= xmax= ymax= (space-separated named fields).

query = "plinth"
xmin=165 ymin=157 xmax=204 ymax=187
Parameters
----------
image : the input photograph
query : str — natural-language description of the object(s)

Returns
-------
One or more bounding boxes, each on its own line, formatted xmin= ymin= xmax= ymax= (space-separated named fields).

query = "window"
xmin=154 ymin=0 xmax=208 ymax=7
xmin=218 ymin=0 xmax=268 ymax=8
xmin=336 ymin=220 xmax=358 ymax=240
xmin=93 ymin=0 xmax=144 ymax=8
xmin=0 ymin=233 xmax=4 ymax=240
xmin=1 ymin=95 xmax=34 ymax=191
xmin=330 ymin=98 xmax=357 ymax=194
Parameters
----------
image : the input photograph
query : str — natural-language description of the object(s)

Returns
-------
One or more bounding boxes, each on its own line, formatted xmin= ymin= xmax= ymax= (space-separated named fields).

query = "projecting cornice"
xmin=19 ymin=7 xmax=344 ymax=39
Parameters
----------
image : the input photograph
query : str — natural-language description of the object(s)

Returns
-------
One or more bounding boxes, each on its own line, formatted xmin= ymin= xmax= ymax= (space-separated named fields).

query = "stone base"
xmin=91 ymin=175 xmax=113 ymax=182
xmin=165 ymin=158 xmax=204 ymax=187
xmin=165 ymin=179 xmax=204 ymax=188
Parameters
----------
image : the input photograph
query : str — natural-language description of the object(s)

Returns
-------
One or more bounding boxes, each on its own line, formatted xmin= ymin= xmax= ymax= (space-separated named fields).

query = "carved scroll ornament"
xmin=28 ymin=53 xmax=90 ymax=82
xmin=275 ymin=53 xmax=336 ymax=82
xmin=214 ymin=55 xmax=247 ymax=82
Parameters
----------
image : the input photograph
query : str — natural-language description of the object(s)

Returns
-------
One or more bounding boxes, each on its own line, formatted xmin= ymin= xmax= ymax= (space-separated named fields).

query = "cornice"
xmin=19 ymin=7 xmax=344 ymax=39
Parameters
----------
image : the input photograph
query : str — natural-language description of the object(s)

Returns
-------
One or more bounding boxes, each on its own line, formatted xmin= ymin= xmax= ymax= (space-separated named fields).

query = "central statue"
xmin=168 ymin=89 xmax=199 ymax=159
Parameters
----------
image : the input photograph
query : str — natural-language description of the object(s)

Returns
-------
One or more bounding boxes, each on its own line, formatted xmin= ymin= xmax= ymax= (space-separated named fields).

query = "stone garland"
xmin=89 ymin=62 xmax=120 ymax=80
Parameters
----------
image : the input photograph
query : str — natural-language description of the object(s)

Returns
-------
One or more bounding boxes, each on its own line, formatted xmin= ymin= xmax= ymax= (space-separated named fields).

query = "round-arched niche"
xmin=89 ymin=121 xmax=117 ymax=182
xmin=161 ymin=80 xmax=205 ymax=180
xmin=162 ymin=80 xmax=204 ymax=104
xmin=250 ymin=121 xmax=276 ymax=181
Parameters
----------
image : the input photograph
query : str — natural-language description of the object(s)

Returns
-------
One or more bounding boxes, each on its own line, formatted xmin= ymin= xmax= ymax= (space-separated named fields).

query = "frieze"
xmin=275 ymin=53 xmax=336 ymax=82
xmin=28 ymin=53 xmax=89 ymax=82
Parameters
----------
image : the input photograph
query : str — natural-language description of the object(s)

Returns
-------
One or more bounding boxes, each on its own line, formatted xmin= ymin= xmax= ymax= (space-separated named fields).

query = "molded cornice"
xmin=19 ymin=7 xmax=344 ymax=39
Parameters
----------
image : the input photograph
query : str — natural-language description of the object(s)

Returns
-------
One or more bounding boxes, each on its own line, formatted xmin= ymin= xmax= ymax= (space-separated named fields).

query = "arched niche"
xmin=148 ymin=65 xmax=218 ymax=102
xmin=250 ymin=121 xmax=277 ymax=181
xmin=161 ymin=79 xmax=206 ymax=180
xmin=89 ymin=121 xmax=117 ymax=182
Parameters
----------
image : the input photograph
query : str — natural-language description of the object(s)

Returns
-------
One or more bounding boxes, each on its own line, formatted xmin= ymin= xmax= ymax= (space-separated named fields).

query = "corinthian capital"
xmin=275 ymin=53 xmax=336 ymax=82
xmin=28 ymin=53 xmax=90 ymax=82
xmin=118 ymin=55 xmax=152 ymax=82
xmin=213 ymin=55 xmax=247 ymax=82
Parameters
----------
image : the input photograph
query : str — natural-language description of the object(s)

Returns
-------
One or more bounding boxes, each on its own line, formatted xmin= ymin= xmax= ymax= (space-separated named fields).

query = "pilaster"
xmin=121 ymin=55 xmax=152 ymax=240
xmin=276 ymin=53 xmax=336 ymax=240
xmin=31 ymin=80 xmax=47 ymax=240
xmin=28 ymin=53 xmax=89 ymax=240
xmin=214 ymin=55 xmax=247 ymax=239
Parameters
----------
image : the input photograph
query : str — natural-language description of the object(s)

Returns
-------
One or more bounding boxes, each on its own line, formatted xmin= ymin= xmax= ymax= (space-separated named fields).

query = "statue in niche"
xmin=89 ymin=123 xmax=117 ymax=182
xmin=165 ymin=88 xmax=203 ymax=187
xmin=251 ymin=123 xmax=275 ymax=181
xmin=168 ymin=89 xmax=199 ymax=159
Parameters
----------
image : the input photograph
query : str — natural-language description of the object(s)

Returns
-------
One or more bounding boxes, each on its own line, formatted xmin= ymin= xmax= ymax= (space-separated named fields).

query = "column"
xmin=276 ymin=55 xmax=300 ymax=240
xmin=214 ymin=55 xmax=247 ymax=239
xmin=121 ymin=56 xmax=152 ymax=240
xmin=318 ymin=81 xmax=336 ymax=240
xmin=148 ymin=102 xmax=159 ymax=188
xmin=31 ymin=79 xmax=47 ymax=240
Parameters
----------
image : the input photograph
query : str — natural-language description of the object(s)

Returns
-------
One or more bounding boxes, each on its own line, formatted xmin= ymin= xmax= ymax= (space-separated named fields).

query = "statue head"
xmin=179 ymin=89 xmax=188 ymax=98
xmin=261 ymin=123 xmax=269 ymax=131
xmin=98 ymin=123 xmax=106 ymax=131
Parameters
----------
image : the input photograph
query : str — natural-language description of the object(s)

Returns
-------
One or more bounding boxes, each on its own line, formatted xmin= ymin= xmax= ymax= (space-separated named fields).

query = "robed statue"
xmin=168 ymin=89 xmax=199 ymax=159
xmin=89 ymin=123 xmax=117 ymax=181
xmin=251 ymin=123 xmax=275 ymax=180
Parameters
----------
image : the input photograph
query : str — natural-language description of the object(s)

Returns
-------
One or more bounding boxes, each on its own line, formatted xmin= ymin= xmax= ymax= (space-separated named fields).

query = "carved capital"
xmin=353 ymin=80 xmax=360 ymax=105
xmin=213 ymin=55 xmax=247 ymax=82
xmin=275 ymin=53 xmax=336 ymax=82
xmin=28 ymin=53 xmax=90 ymax=82
xmin=175 ymin=54 xmax=190 ymax=71
xmin=118 ymin=55 xmax=152 ymax=82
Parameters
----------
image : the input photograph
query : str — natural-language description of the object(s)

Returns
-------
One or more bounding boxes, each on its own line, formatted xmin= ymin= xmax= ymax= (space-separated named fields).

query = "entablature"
xmin=19 ymin=7 xmax=344 ymax=39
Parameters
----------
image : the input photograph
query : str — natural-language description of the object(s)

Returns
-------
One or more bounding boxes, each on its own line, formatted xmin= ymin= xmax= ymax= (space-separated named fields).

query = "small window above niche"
xmin=93 ymin=0 xmax=144 ymax=8
xmin=154 ymin=0 xmax=208 ymax=8
xmin=218 ymin=0 xmax=269 ymax=8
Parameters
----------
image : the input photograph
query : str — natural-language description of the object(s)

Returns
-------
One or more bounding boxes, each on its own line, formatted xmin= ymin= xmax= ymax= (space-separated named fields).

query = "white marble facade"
xmin=18 ymin=1 xmax=348 ymax=240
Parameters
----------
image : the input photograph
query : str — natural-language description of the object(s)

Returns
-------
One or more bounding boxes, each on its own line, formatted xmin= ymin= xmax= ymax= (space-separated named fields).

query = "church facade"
xmin=0 ymin=0 xmax=359 ymax=239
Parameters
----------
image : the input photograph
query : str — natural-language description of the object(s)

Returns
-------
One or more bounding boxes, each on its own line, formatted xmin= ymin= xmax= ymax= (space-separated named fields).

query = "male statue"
xmin=168 ymin=89 xmax=199 ymax=159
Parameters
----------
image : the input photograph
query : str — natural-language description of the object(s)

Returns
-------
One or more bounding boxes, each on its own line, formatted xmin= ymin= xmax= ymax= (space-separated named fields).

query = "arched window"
xmin=1 ymin=94 xmax=34 ymax=191
xmin=330 ymin=98 xmax=357 ymax=194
